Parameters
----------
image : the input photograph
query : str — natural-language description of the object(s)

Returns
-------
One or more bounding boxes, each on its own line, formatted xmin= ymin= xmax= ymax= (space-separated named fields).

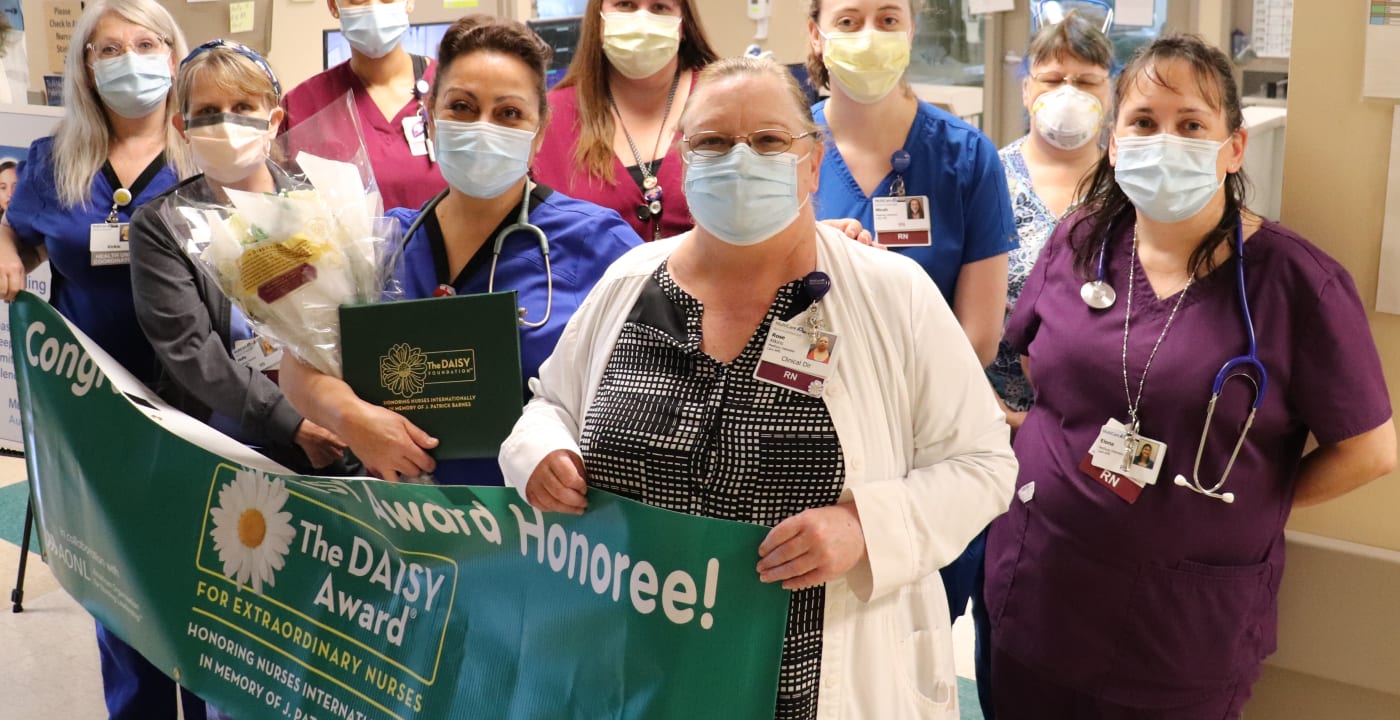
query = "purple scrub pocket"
xmin=1107 ymin=558 xmax=1271 ymax=694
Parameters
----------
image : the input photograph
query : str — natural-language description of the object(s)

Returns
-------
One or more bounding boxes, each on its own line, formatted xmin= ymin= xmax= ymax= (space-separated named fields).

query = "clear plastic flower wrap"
xmin=158 ymin=93 xmax=404 ymax=377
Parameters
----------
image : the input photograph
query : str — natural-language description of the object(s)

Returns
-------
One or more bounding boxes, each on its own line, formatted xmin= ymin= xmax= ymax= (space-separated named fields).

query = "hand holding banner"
xmin=11 ymin=292 xmax=790 ymax=719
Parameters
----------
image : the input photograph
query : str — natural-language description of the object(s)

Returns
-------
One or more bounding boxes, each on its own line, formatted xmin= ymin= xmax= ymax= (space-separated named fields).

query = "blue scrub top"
xmin=7 ymin=136 xmax=177 ymax=383
xmin=386 ymin=184 xmax=641 ymax=486
xmin=812 ymin=100 xmax=1018 ymax=305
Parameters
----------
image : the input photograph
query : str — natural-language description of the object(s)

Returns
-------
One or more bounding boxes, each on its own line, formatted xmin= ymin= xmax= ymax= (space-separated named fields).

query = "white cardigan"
xmin=500 ymin=224 xmax=1017 ymax=719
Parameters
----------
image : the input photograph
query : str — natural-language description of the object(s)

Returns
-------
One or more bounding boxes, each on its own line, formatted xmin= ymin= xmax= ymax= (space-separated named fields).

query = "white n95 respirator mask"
xmin=1032 ymin=85 xmax=1104 ymax=151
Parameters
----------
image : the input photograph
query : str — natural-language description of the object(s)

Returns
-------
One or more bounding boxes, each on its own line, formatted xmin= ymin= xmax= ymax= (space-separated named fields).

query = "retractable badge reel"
xmin=90 ymin=187 xmax=133 ymax=266
xmin=753 ymin=271 xmax=838 ymax=398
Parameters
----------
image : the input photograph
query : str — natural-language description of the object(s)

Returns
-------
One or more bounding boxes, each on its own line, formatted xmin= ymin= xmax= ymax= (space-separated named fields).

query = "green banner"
xmin=11 ymin=292 xmax=789 ymax=720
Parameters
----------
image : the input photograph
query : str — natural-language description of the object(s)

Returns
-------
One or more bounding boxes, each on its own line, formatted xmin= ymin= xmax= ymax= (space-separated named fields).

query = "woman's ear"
xmin=1226 ymin=127 xmax=1248 ymax=174
xmin=807 ymin=19 xmax=824 ymax=62
xmin=267 ymin=106 xmax=286 ymax=135
xmin=803 ymin=137 xmax=824 ymax=194
xmin=528 ymin=126 xmax=545 ymax=165
xmin=172 ymin=112 xmax=188 ymax=142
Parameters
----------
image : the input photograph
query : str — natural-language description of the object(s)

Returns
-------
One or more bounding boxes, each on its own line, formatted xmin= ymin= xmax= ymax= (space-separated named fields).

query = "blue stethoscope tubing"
xmin=386 ymin=182 xmax=553 ymax=328
xmin=1091 ymin=216 xmax=1266 ymax=503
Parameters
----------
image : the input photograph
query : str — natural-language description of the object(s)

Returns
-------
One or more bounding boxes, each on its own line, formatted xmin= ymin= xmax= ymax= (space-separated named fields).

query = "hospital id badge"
xmin=1089 ymin=419 xmax=1166 ymax=487
xmin=753 ymin=317 xmax=837 ymax=398
xmin=403 ymin=116 xmax=431 ymax=158
xmin=232 ymin=337 xmax=283 ymax=374
xmin=872 ymin=195 xmax=932 ymax=247
xmin=90 ymin=223 xmax=130 ymax=266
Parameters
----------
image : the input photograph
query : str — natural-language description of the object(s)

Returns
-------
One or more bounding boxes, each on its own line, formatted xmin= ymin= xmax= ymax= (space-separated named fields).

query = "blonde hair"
xmin=175 ymin=47 xmax=280 ymax=119
xmin=554 ymin=0 xmax=718 ymax=184
xmin=679 ymin=57 xmax=819 ymax=138
xmin=52 ymin=0 xmax=191 ymax=208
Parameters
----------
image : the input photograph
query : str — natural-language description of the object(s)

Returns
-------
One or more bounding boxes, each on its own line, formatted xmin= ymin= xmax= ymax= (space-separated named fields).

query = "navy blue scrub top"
xmin=812 ymin=100 xmax=1018 ymax=306
xmin=7 ymin=136 xmax=176 ymax=383
xmin=386 ymin=183 xmax=641 ymax=486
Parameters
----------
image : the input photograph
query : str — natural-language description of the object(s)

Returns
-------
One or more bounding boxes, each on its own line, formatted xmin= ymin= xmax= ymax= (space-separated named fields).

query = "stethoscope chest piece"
xmin=1080 ymin=280 xmax=1117 ymax=309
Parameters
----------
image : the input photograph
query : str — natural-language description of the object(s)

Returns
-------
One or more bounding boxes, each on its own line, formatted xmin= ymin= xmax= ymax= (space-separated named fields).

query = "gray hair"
xmin=52 ymin=0 xmax=191 ymax=208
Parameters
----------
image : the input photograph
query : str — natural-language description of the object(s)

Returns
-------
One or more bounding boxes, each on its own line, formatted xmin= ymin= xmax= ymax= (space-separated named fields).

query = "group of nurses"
xmin=0 ymin=2 xmax=209 ymax=717
xmin=279 ymin=14 xmax=641 ymax=486
xmin=7 ymin=0 xmax=1396 ymax=717
xmin=986 ymin=34 xmax=1395 ymax=718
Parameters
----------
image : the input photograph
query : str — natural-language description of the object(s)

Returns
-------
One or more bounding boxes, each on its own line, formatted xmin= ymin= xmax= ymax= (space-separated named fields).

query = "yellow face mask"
xmin=820 ymin=28 xmax=911 ymax=104
xmin=602 ymin=10 xmax=682 ymax=80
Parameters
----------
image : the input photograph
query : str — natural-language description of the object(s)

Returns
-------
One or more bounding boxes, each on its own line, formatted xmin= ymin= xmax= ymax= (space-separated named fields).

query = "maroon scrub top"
xmin=282 ymin=60 xmax=446 ymax=212
xmin=985 ymin=215 xmax=1391 ymax=708
xmin=533 ymin=80 xmax=694 ymax=242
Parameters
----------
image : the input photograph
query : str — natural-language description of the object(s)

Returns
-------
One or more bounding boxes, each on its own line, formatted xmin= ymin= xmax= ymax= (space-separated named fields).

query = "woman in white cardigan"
xmin=500 ymin=57 xmax=1016 ymax=720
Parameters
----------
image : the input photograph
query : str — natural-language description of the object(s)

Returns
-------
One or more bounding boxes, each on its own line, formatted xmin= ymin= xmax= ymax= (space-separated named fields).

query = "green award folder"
xmin=339 ymin=291 xmax=523 ymax=459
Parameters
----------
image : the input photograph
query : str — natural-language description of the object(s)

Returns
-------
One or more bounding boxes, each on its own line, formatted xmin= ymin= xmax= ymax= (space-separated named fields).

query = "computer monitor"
xmin=323 ymin=22 xmax=454 ymax=69
xmin=527 ymin=16 xmax=582 ymax=88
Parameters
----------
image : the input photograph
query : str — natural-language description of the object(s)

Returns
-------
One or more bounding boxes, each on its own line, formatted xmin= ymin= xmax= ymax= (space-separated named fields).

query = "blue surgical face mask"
xmin=1114 ymin=133 xmax=1228 ymax=223
xmin=434 ymin=119 xmax=535 ymax=199
xmin=93 ymin=52 xmax=172 ymax=118
xmin=684 ymin=144 xmax=808 ymax=246
xmin=338 ymin=2 xmax=410 ymax=59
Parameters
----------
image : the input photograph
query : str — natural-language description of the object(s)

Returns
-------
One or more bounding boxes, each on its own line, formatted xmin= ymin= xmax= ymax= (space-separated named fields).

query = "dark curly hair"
xmin=431 ymin=15 xmax=554 ymax=125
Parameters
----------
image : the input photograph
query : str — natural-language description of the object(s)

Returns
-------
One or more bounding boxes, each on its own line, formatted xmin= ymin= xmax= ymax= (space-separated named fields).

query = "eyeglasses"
xmin=1030 ymin=71 xmax=1109 ymax=91
xmin=86 ymin=35 xmax=170 ymax=61
xmin=683 ymin=129 xmax=814 ymax=158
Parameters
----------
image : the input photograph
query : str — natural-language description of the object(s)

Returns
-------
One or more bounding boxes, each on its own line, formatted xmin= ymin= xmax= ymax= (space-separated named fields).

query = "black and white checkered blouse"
xmin=578 ymin=263 xmax=846 ymax=720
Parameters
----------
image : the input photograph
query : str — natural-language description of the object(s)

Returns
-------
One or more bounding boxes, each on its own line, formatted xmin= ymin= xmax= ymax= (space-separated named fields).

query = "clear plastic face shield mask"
xmin=1032 ymin=0 xmax=1115 ymax=33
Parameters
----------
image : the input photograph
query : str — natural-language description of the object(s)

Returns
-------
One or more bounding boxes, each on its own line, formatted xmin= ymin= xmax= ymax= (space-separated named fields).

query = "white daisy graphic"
xmin=209 ymin=468 xmax=296 ymax=594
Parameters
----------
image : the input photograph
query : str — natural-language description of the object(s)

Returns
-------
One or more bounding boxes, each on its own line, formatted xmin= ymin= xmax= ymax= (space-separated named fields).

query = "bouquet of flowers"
xmin=159 ymin=94 xmax=401 ymax=377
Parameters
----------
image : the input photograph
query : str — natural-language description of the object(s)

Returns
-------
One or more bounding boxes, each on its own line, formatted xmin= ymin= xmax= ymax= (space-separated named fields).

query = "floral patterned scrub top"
xmin=987 ymin=136 xmax=1062 ymax=412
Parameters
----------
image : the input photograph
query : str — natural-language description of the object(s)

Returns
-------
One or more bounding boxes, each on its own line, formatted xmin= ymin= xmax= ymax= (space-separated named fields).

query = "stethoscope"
xmin=1085 ymin=218 xmax=1267 ymax=504
xmin=387 ymin=181 xmax=553 ymax=328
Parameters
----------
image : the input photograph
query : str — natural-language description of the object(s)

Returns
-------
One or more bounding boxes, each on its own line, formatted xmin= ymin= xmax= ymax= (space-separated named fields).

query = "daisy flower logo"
xmin=209 ymin=469 xmax=296 ymax=594
xmin=380 ymin=342 xmax=429 ymax=398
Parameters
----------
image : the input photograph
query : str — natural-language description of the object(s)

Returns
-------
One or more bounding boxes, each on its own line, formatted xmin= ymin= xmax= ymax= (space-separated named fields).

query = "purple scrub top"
xmin=984 ymin=214 xmax=1391 ymax=707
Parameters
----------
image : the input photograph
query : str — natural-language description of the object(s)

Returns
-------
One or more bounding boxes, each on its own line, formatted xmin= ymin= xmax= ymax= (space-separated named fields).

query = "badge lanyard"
xmin=1120 ymin=227 xmax=1194 ymax=439
xmin=612 ymin=69 xmax=681 ymax=242
xmin=1081 ymin=227 xmax=1191 ymax=501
